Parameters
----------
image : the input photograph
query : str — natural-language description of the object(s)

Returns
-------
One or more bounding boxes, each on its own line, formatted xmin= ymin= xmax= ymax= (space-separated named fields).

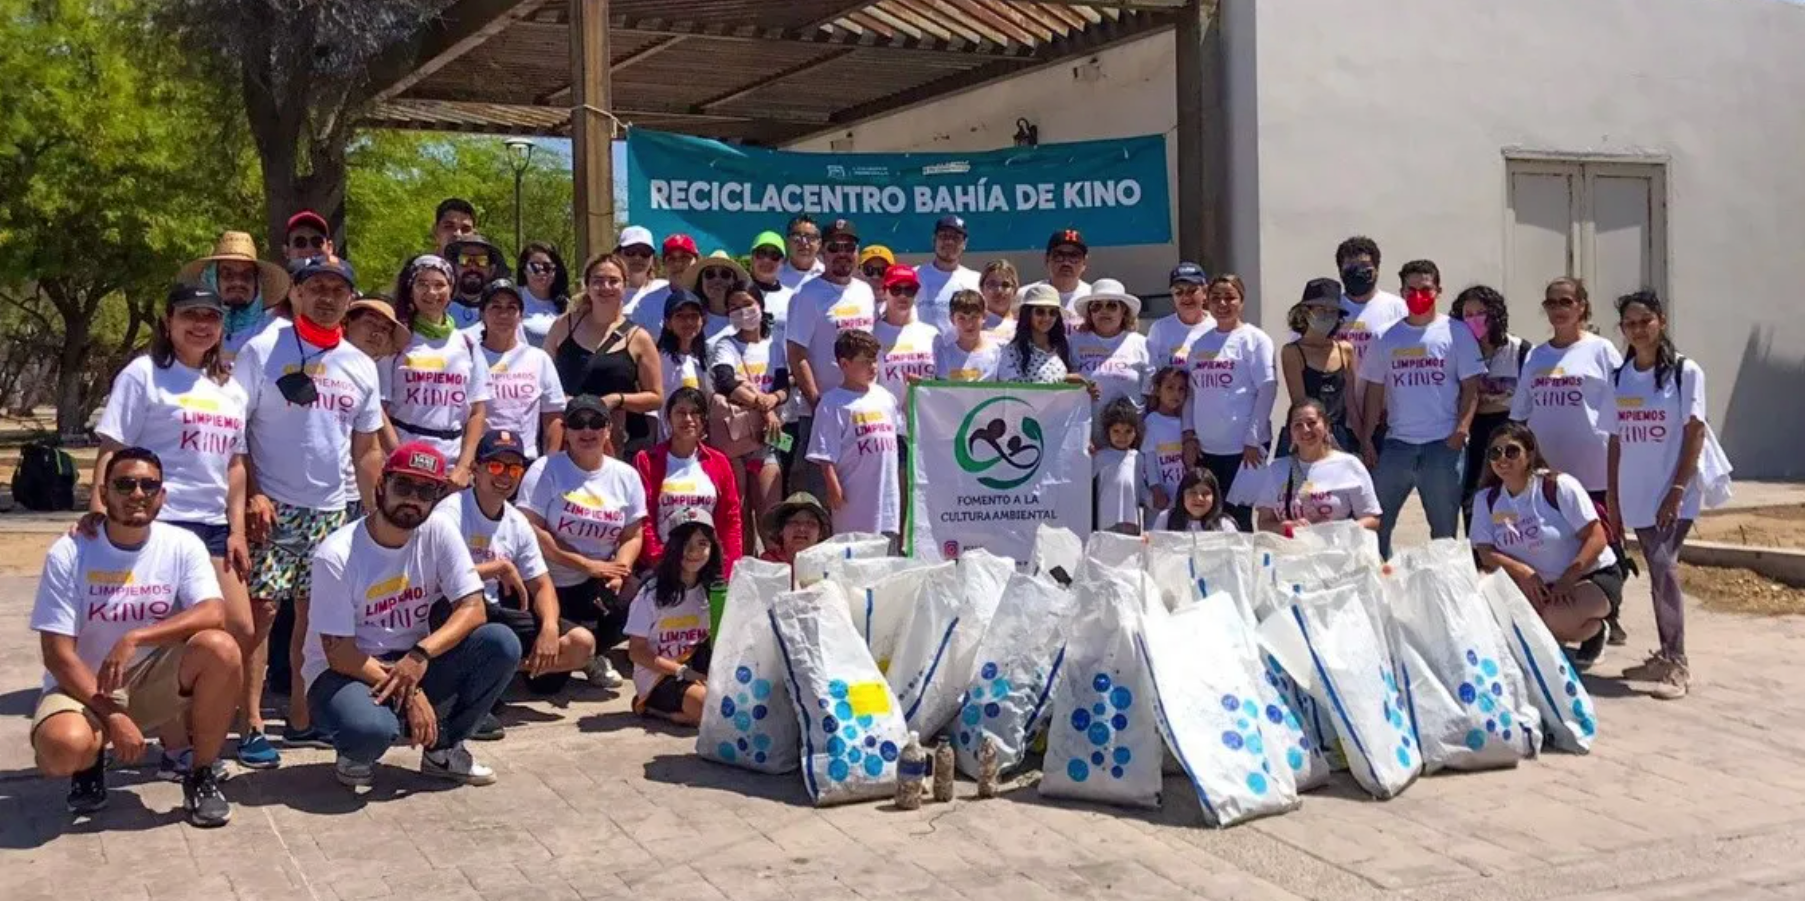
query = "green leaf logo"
xmin=953 ymin=396 xmax=1045 ymax=490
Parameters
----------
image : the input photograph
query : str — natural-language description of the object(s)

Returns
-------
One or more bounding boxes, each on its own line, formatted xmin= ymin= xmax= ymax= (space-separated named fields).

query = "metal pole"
xmin=513 ymin=166 xmax=524 ymax=257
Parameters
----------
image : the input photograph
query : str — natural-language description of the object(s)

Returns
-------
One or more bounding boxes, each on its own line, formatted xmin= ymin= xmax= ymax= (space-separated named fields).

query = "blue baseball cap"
xmin=664 ymin=286 xmax=705 ymax=319
xmin=294 ymin=254 xmax=357 ymax=291
xmin=934 ymin=215 xmax=967 ymax=237
xmin=476 ymin=429 xmax=528 ymax=463
xmin=1169 ymin=262 xmax=1208 ymax=286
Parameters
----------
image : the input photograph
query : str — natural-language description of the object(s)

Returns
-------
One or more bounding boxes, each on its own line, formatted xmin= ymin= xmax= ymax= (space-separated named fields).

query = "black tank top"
xmin=1296 ymin=342 xmax=1349 ymax=431
xmin=553 ymin=311 xmax=595 ymax=396
xmin=576 ymin=321 xmax=650 ymax=444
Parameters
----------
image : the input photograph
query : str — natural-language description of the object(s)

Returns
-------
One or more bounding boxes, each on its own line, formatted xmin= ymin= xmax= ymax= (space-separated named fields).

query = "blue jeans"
xmin=307 ymin=623 xmax=522 ymax=764
xmin=1372 ymin=437 xmax=1465 ymax=560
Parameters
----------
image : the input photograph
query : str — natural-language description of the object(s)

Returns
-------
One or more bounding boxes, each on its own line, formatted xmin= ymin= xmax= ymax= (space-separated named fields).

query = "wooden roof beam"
xmin=695 ymin=48 xmax=857 ymax=110
xmin=369 ymin=0 xmax=549 ymax=104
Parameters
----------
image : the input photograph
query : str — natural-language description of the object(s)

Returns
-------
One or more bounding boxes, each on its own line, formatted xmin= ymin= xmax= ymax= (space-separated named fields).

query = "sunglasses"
xmin=825 ymin=242 xmax=858 ymax=254
xmin=1029 ymin=307 xmax=1061 ymax=318
xmin=1542 ymin=297 xmax=1579 ymax=310
xmin=887 ymin=285 xmax=919 ymax=297
xmin=788 ymin=232 xmax=820 ymax=244
xmin=385 ymin=476 xmax=443 ymax=502
xmin=525 ymin=261 xmax=557 ymax=275
xmin=481 ymin=460 xmax=527 ymax=479
xmin=862 ymin=266 xmax=888 ymax=278
xmin=753 ymin=249 xmax=784 ymax=262
xmin=618 ymin=247 xmax=653 ymax=259
xmin=567 ymin=413 xmax=609 ymax=432
xmin=110 ymin=476 xmax=163 ymax=496
xmin=288 ymin=234 xmax=327 ymax=250
xmin=1048 ymin=250 xmax=1084 ymax=263
xmin=1486 ymin=444 xmax=1526 ymax=461
xmin=702 ymin=268 xmax=736 ymax=280
xmin=457 ymin=252 xmax=491 ymax=268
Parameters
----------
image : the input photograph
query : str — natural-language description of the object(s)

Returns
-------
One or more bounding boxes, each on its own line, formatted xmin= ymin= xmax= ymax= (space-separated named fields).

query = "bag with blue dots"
xmin=697 ymin=560 xmax=802 ymax=775
xmin=1040 ymin=571 xmax=1164 ymax=810
xmin=951 ymin=571 xmax=1076 ymax=779
xmin=888 ymin=551 xmax=1013 ymax=738
xmin=1479 ymin=570 xmax=1598 ymax=753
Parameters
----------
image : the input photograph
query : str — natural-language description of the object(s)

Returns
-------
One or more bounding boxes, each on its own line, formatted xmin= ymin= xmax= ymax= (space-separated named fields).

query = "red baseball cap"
xmin=881 ymin=264 xmax=921 ymax=291
xmin=662 ymin=233 xmax=698 ymax=257
xmin=384 ymin=441 xmax=449 ymax=482
xmin=287 ymin=210 xmax=329 ymax=235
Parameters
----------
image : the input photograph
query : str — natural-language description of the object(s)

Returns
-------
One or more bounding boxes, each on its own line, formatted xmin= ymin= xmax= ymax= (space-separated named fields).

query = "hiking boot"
xmin=1621 ymin=651 xmax=1673 ymax=682
xmin=236 ymin=731 xmax=281 ymax=769
xmin=584 ymin=656 xmax=624 ymax=690
xmin=335 ymin=755 xmax=375 ymax=788
xmin=66 ymin=758 xmax=107 ymax=815
xmin=1650 ymin=660 xmax=1690 ymax=701
xmin=1606 ymin=616 xmax=1629 ymax=646
xmin=421 ymin=743 xmax=497 ymax=786
xmin=182 ymin=763 xmax=232 ymax=828
xmin=470 ymin=712 xmax=505 ymax=742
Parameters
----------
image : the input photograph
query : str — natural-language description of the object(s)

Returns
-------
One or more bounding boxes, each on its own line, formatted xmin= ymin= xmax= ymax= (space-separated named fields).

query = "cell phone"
xmin=768 ymin=431 xmax=794 ymax=453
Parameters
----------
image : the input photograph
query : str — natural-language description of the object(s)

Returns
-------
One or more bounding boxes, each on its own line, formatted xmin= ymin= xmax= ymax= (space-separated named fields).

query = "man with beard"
xmin=1025 ymin=228 xmax=1095 ymax=319
xmin=442 ymin=233 xmax=509 ymax=330
xmin=912 ymin=215 xmax=980 ymax=334
xmin=30 ymin=448 xmax=242 ymax=827
xmin=303 ymin=442 xmax=520 ymax=788
xmin=780 ymin=215 xmax=824 ymax=290
xmin=178 ymin=231 xmax=292 ymax=366
xmin=784 ymin=219 xmax=876 ymax=497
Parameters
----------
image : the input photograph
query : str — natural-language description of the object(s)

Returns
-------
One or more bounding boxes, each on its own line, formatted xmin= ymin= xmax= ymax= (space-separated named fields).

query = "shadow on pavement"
xmin=0 ymin=688 xmax=35 ymax=717
xmin=576 ymin=710 xmax=687 ymax=735
xmin=1000 ymin=773 xmax=1208 ymax=826
xmin=227 ymin=758 xmax=459 ymax=815
xmin=0 ymin=775 xmax=184 ymax=849
xmin=1579 ymin=672 xmax=1637 ymax=699
xmin=641 ymin=752 xmax=812 ymax=805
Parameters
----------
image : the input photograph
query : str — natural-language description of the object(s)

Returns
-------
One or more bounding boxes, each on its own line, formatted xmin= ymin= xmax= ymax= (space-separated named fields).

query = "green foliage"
xmin=347 ymin=131 xmax=575 ymax=289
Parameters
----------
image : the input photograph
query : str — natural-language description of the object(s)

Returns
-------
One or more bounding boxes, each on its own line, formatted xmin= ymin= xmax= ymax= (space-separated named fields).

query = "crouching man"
xmin=31 ymin=448 xmax=243 ymax=827
xmin=303 ymin=442 xmax=521 ymax=788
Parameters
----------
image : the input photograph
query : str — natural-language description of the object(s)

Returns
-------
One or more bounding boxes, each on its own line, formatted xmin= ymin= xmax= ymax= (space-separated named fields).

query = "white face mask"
xmin=730 ymin=306 xmax=762 ymax=331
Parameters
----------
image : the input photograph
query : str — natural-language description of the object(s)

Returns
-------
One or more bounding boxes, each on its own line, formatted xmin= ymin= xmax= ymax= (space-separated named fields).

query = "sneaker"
xmin=1650 ymin=660 xmax=1690 ymax=700
xmin=334 ymin=755 xmax=374 ymax=788
xmin=1606 ymin=616 xmax=1629 ymax=646
xmin=236 ymin=731 xmax=281 ymax=769
xmin=421 ymin=743 xmax=497 ymax=786
xmin=470 ymin=712 xmax=505 ymax=742
xmin=281 ymin=725 xmax=334 ymax=750
xmin=1621 ymin=651 xmax=1673 ymax=682
xmin=66 ymin=759 xmax=107 ymax=815
xmin=584 ymin=656 xmax=624 ymax=690
xmin=158 ymin=748 xmax=230 ymax=783
xmin=182 ymin=764 xmax=232 ymax=828
xmin=1573 ymin=623 xmax=1607 ymax=671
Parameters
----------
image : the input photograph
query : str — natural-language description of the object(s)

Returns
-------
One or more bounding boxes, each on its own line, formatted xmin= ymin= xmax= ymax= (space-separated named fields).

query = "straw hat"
xmin=345 ymin=296 xmax=407 ymax=356
xmin=1072 ymin=278 xmax=1141 ymax=319
xmin=177 ymin=231 xmax=290 ymax=303
xmin=680 ymin=250 xmax=751 ymax=292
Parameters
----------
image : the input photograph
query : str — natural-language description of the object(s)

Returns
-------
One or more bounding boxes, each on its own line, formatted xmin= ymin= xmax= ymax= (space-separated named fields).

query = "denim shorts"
xmin=168 ymin=520 xmax=230 ymax=558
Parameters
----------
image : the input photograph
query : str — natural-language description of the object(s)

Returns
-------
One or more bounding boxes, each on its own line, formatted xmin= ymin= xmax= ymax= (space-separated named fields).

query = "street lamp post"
xmin=504 ymin=138 xmax=536 ymax=256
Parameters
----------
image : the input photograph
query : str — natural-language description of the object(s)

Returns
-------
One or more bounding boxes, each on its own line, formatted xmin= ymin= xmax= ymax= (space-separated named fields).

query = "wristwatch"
xmin=406 ymin=643 xmax=432 ymax=663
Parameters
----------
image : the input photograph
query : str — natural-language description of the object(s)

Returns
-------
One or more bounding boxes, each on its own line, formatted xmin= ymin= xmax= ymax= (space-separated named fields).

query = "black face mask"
xmin=1340 ymin=264 xmax=1377 ymax=297
xmin=276 ymin=370 xmax=318 ymax=406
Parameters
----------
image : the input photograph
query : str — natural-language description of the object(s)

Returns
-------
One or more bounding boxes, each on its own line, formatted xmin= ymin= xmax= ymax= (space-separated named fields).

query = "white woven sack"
xmin=828 ymin=557 xmax=937 ymax=673
xmin=1030 ymin=524 xmax=1085 ymax=581
xmin=1478 ymin=570 xmax=1597 ymax=753
xmin=793 ymin=533 xmax=891 ymax=588
xmin=952 ymin=573 xmax=1075 ymax=778
xmin=1041 ymin=570 xmax=1163 ymax=809
xmin=884 ymin=561 xmax=989 ymax=736
xmin=698 ymin=559 xmax=802 ymax=773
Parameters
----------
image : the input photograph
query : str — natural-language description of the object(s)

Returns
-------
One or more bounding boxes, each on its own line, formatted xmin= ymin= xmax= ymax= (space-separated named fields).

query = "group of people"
xmin=25 ymin=198 xmax=1713 ymax=830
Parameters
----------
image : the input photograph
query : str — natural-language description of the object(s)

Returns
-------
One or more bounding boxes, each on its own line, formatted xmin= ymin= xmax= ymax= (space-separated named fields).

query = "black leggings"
xmin=555 ymin=579 xmax=630 ymax=650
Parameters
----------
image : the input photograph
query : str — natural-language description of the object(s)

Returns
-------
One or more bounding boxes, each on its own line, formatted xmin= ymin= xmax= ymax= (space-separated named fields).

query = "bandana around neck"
xmin=294 ymin=314 xmax=343 ymax=349
xmin=412 ymin=314 xmax=454 ymax=341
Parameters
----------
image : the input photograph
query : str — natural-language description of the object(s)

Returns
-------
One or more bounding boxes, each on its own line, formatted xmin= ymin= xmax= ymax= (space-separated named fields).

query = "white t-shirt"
xmin=433 ymin=490 xmax=549 ymax=604
xmin=806 ymin=385 xmax=901 ymax=534
xmin=517 ymin=453 xmax=648 ymax=587
xmin=233 ymin=321 xmax=385 ymax=511
xmin=1180 ymin=324 xmax=1277 ymax=455
xmin=302 ymin=515 xmax=486 ymax=689
xmin=1146 ymin=313 xmax=1215 ymax=368
xmin=874 ymin=320 xmax=939 ymax=434
xmin=1471 ymin=472 xmax=1617 ymax=581
xmin=754 ymin=281 xmax=796 ymax=356
xmin=1255 ymin=451 xmax=1382 ymax=525
xmin=1338 ymin=291 xmax=1409 ymax=375
xmin=382 ymin=331 xmax=493 ymax=459
xmin=96 ymin=356 xmax=248 ymax=527
xmin=1509 ymin=334 xmax=1624 ymax=491
xmin=519 ymin=289 xmax=563 ymax=349
xmin=913 ymin=262 xmax=980 ymax=334
xmin=786 ymin=278 xmax=876 ymax=408
xmin=711 ymin=334 xmax=781 ymax=395
xmin=222 ymin=309 xmax=281 ymax=368
xmin=984 ymin=314 xmax=1017 ymax=345
xmin=1150 ymin=509 xmax=1239 ymax=533
xmin=31 ymin=524 xmax=221 ymax=691
xmin=1612 ymin=359 xmax=1707 ymax=530
xmin=1140 ymin=411 xmax=1187 ymax=504
xmin=622 ymin=280 xmax=671 ymax=335
xmin=1358 ymin=315 xmax=1486 ymax=445
xmin=1071 ymin=330 xmax=1152 ymax=412
xmin=482 ymin=343 xmax=566 ymax=458
xmin=1093 ymin=448 xmax=1142 ymax=530
xmin=934 ymin=335 xmax=1003 ymax=383
xmin=624 ymin=577 xmax=711 ymax=700
xmin=656 ymin=451 xmax=719 ymax=541
xmin=1478 ymin=336 xmax=1529 ymax=413
xmin=779 ymin=259 xmax=822 ymax=292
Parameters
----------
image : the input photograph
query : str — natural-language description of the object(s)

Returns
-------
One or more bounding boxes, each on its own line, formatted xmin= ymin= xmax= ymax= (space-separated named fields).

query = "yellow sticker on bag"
xmin=846 ymin=681 xmax=893 ymax=717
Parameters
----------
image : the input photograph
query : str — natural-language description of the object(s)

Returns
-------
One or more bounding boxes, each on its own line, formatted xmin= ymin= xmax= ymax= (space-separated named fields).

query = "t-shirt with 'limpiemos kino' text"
xmin=482 ymin=342 xmax=567 ymax=458
xmin=1179 ymin=324 xmax=1277 ymax=455
xmin=382 ymin=331 xmax=493 ymax=459
xmin=807 ymin=384 xmax=901 ymax=534
xmin=302 ymin=515 xmax=486 ymax=689
xmin=31 ymin=524 xmax=222 ymax=691
xmin=517 ymin=452 xmax=648 ymax=587
xmin=96 ymin=356 xmax=248 ymax=527
xmin=874 ymin=319 xmax=939 ymax=436
xmin=432 ymin=489 xmax=549 ymax=605
xmin=1509 ymin=333 xmax=1623 ymax=491
xmin=1470 ymin=471 xmax=1618 ymax=581
xmin=1357 ymin=315 xmax=1486 ymax=445
xmin=233 ymin=320 xmax=385 ymax=512
xmin=1254 ymin=450 xmax=1382 ymax=525
xmin=624 ymin=577 xmax=711 ymax=702
xmin=786 ymin=277 xmax=877 ymax=408
xmin=1611 ymin=358 xmax=1707 ymax=530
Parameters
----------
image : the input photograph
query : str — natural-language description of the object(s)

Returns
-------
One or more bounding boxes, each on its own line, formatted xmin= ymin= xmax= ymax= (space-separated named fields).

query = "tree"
xmin=0 ymin=0 xmax=256 ymax=437
xmin=347 ymin=132 xmax=575 ymax=287
xmin=157 ymin=0 xmax=456 ymax=254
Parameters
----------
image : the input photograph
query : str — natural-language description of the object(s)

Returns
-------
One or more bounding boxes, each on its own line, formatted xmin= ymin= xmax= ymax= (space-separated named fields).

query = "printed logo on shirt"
xmin=402 ymin=366 xmax=469 ymax=407
xmin=1387 ymin=345 xmax=1447 ymax=387
xmin=882 ymin=351 xmax=935 ymax=385
xmin=829 ymin=304 xmax=874 ymax=332
xmin=490 ymin=367 xmax=541 ymax=402
xmin=404 ymin=353 xmax=447 ymax=371
xmin=947 ymin=368 xmax=981 ymax=382
xmin=1527 ymin=367 xmax=1584 ymax=407
xmin=84 ymin=569 xmax=176 ymax=622
xmin=654 ymin=613 xmax=707 ymax=661
xmin=954 ymin=396 xmax=1043 ymax=490
xmin=362 ymin=573 xmax=429 ymax=629
xmin=1491 ymin=510 xmax=1544 ymax=551
xmin=557 ymin=489 xmax=627 ymax=542
xmin=469 ymin=533 xmax=496 ymax=563
xmin=1190 ymin=352 xmax=1236 ymax=390
xmin=1616 ymin=396 xmax=1670 ymax=444
xmin=175 ymin=392 xmax=244 ymax=456
xmin=281 ymin=362 xmax=327 ymax=377
xmin=852 ymin=409 xmax=898 ymax=457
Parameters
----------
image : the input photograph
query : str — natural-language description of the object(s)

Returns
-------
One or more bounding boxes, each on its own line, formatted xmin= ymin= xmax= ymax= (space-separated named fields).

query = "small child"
xmin=935 ymin=290 xmax=1003 ymax=382
xmin=1141 ymin=366 xmax=1189 ymax=512
xmin=807 ymin=329 xmax=902 ymax=541
xmin=1151 ymin=467 xmax=1237 ymax=532
xmin=1093 ymin=397 xmax=1144 ymax=534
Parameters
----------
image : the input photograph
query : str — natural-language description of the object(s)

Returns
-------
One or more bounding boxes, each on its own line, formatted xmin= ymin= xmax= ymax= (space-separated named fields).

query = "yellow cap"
xmin=859 ymin=245 xmax=896 ymax=267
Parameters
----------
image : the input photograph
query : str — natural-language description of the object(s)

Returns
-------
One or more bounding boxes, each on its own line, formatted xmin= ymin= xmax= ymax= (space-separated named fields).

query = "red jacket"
xmin=633 ymin=441 xmax=744 ymax=577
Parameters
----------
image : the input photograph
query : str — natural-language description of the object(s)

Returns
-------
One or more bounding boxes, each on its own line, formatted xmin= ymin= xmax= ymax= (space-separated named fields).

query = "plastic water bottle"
xmin=976 ymin=735 xmax=1000 ymax=799
xmin=895 ymin=731 xmax=927 ymax=810
xmin=931 ymin=738 xmax=955 ymax=803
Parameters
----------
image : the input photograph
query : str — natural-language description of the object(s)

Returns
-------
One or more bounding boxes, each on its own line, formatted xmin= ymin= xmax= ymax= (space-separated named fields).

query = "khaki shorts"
xmin=31 ymin=645 xmax=189 ymax=738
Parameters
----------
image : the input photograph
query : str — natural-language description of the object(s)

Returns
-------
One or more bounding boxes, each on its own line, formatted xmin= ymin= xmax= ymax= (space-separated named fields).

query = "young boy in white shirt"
xmin=807 ymin=329 xmax=902 ymax=543
xmin=934 ymin=289 xmax=1003 ymax=382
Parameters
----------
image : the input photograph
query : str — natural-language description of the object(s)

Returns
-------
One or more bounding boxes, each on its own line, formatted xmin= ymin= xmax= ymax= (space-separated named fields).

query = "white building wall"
xmin=1232 ymin=0 xmax=1805 ymax=477
xmin=786 ymin=33 xmax=1184 ymax=301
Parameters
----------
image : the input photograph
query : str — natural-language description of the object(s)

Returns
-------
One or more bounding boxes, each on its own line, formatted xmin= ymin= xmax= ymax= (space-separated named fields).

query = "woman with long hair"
xmin=477 ymin=280 xmax=566 ymax=458
xmin=625 ymin=510 xmax=722 ymax=725
xmin=655 ymin=288 xmax=713 ymax=439
xmin=1180 ymin=274 xmax=1277 ymax=532
xmin=1609 ymin=290 xmax=1708 ymax=699
xmin=87 ymin=284 xmax=258 ymax=772
xmin=633 ymin=387 xmax=744 ymax=577
xmin=1151 ymin=467 xmax=1235 ymax=532
xmin=516 ymin=241 xmax=570 ymax=348
xmin=1255 ymin=399 xmax=1381 ymax=534
xmin=710 ymin=282 xmax=789 ymax=550
xmin=1454 ymin=284 xmax=1529 ymax=532
xmin=1471 ymin=422 xmax=1620 ymax=668
xmin=383 ymin=254 xmax=490 ymax=487
xmin=978 ymin=260 xmax=1020 ymax=342
xmin=545 ymin=253 xmax=664 ymax=459
xmin=997 ymin=284 xmax=1076 ymax=384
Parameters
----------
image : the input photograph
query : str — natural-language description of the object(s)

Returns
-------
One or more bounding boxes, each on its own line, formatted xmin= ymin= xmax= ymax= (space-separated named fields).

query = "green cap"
xmin=751 ymin=230 xmax=786 ymax=255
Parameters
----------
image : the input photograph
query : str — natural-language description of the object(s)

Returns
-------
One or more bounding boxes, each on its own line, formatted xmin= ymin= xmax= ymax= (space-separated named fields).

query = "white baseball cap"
xmin=616 ymin=225 xmax=655 ymax=251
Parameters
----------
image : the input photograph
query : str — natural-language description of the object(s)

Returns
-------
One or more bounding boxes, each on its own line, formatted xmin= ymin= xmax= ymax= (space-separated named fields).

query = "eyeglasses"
xmin=825 ymin=242 xmax=858 ymax=254
xmin=753 ymin=249 xmax=784 ymax=262
xmin=457 ymin=252 xmax=491 ymax=269
xmin=887 ymin=285 xmax=919 ymax=297
xmin=862 ymin=266 xmax=888 ymax=278
xmin=1029 ymin=307 xmax=1061 ymax=318
xmin=1090 ymin=301 xmax=1124 ymax=312
xmin=288 ymin=234 xmax=326 ymax=250
xmin=525 ymin=261 xmax=557 ymax=275
xmin=788 ymin=232 xmax=820 ymax=244
xmin=385 ymin=476 xmax=443 ymax=502
xmin=481 ymin=460 xmax=527 ymax=479
xmin=567 ymin=413 xmax=609 ymax=431
xmin=1048 ymin=250 xmax=1083 ymax=263
xmin=1486 ymin=445 xmax=1525 ymax=462
xmin=110 ymin=476 xmax=162 ymax=496
xmin=1542 ymin=297 xmax=1579 ymax=310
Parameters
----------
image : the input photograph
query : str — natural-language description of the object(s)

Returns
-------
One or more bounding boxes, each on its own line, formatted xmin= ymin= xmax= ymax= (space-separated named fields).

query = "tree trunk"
xmin=55 ymin=313 xmax=91 ymax=440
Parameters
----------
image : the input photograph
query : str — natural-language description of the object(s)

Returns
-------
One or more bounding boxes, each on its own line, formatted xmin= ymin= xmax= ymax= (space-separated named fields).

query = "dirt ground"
xmin=0 ymin=532 xmax=61 ymax=575
xmin=1692 ymin=503 xmax=1805 ymax=549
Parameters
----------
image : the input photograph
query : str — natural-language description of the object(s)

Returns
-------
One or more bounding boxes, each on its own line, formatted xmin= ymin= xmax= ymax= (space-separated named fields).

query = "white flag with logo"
xmin=908 ymin=382 xmax=1093 ymax=563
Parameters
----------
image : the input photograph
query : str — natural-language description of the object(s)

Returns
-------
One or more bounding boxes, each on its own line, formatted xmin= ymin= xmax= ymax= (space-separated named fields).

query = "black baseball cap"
xmin=934 ymin=215 xmax=968 ymax=237
xmin=664 ymin=287 xmax=706 ymax=319
xmin=566 ymin=395 xmax=608 ymax=418
xmin=476 ymin=429 xmax=527 ymax=462
xmin=1046 ymin=228 xmax=1086 ymax=254
xmin=1169 ymin=262 xmax=1208 ymax=286
xmin=821 ymin=219 xmax=858 ymax=243
xmin=1301 ymin=277 xmax=1343 ymax=306
xmin=481 ymin=278 xmax=523 ymax=306
xmin=167 ymin=284 xmax=226 ymax=314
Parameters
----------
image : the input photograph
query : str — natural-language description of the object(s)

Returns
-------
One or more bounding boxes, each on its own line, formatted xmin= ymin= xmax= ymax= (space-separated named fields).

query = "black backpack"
xmin=13 ymin=440 xmax=77 ymax=512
